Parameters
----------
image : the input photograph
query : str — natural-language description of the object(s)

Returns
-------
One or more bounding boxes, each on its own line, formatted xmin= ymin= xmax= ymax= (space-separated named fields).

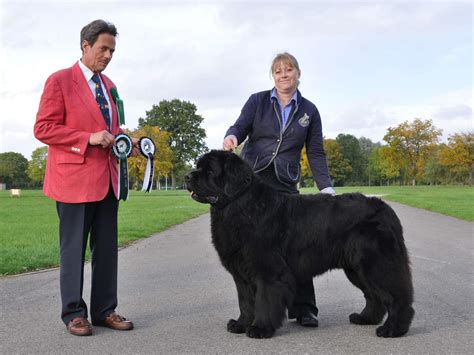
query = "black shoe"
xmin=296 ymin=311 xmax=319 ymax=327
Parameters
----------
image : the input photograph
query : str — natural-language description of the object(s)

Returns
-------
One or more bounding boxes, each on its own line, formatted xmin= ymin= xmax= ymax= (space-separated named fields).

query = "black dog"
xmin=185 ymin=150 xmax=414 ymax=339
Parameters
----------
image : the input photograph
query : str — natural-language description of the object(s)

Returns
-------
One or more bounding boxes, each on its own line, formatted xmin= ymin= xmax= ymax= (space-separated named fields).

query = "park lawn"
xmin=0 ymin=190 xmax=209 ymax=276
xmin=302 ymin=185 xmax=474 ymax=221
xmin=1 ymin=185 xmax=472 ymax=276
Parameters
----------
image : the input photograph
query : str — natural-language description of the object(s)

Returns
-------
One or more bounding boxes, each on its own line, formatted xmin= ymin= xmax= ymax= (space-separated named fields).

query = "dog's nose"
xmin=184 ymin=173 xmax=191 ymax=183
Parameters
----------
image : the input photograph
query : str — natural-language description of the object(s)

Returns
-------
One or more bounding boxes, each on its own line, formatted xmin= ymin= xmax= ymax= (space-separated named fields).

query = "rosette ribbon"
xmin=110 ymin=87 xmax=125 ymax=126
xmin=139 ymin=137 xmax=156 ymax=192
xmin=112 ymin=133 xmax=133 ymax=201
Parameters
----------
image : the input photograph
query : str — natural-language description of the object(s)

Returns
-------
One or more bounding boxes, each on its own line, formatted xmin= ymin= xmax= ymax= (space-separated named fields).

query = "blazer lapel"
xmin=71 ymin=63 xmax=109 ymax=129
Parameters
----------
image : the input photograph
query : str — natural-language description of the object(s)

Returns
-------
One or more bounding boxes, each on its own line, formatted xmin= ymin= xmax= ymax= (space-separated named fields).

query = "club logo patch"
xmin=298 ymin=113 xmax=310 ymax=127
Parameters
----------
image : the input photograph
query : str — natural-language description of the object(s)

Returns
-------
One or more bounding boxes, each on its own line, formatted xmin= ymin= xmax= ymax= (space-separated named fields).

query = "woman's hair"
xmin=80 ymin=19 xmax=118 ymax=51
xmin=270 ymin=52 xmax=301 ymax=76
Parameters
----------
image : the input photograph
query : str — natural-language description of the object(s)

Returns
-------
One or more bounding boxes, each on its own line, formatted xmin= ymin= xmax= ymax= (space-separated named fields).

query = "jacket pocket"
xmin=57 ymin=154 xmax=85 ymax=164
xmin=275 ymin=159 xmax=300 ymax=184
xmin=286 ymin=163 xmax=300 ymax=182
xmin=252 ymin=156 xmax=259 ymax=170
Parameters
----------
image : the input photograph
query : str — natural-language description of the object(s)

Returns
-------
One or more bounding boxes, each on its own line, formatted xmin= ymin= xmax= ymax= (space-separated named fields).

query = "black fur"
xmin=185 ymin=150 xmax=414 ymax=339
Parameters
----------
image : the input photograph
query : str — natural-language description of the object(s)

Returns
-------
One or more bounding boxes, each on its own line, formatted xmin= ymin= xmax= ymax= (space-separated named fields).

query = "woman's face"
xmin=272 ymin=61 xmax=300 ymax=95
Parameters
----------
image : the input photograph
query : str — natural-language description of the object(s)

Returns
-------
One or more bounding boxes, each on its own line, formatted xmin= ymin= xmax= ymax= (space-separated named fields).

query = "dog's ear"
xmin=207 ymin=157 xmax=223 ymax=178
xmin=223 ymin=156 xmax=252 ymax=197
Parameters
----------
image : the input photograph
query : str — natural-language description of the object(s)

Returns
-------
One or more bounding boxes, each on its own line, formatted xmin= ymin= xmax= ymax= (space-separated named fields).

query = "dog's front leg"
xmin=227 ymin=278 xmax=255 ymax=334
xmin=246 ymin=277 xmax=291 ymax=339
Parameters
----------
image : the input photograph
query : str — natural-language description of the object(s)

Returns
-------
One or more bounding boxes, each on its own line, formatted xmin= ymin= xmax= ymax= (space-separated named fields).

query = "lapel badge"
xmin=298 ymin=113 xmax=310 ymax=127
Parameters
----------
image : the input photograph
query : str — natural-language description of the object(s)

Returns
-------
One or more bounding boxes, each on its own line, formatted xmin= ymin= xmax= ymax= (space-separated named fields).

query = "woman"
xmin=222 ymin=52 xmax=335 ymax=327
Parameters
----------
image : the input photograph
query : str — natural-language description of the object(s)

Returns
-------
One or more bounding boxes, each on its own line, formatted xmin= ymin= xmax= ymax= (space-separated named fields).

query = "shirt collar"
xmin=270 ymin=87 xmax=298 ymax=106
xmin=78 ymin=59 xmax=96 ymax=82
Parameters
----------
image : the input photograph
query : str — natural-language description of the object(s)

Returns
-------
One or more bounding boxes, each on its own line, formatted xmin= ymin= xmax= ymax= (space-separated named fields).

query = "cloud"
xmin=0 ymin=0 xmax=472 ymax=159
xmin=323 ymin=88 xmax=473 ymax=144
xmin=432 ymin=104 xmax=472 ymax=120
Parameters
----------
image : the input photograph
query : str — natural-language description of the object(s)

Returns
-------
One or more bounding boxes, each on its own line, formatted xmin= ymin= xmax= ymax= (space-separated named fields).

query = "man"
xmin=34 ymin=19 xmax=136 ymax=336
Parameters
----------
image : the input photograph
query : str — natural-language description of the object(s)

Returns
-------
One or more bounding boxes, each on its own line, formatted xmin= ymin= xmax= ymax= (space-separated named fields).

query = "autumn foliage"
xmin=300 ymin=119 xmax=472 ymax=186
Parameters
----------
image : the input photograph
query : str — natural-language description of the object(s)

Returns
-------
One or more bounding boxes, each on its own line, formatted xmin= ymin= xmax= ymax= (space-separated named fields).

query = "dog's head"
xmin=185 ymin=150 xmax=253 ymax=206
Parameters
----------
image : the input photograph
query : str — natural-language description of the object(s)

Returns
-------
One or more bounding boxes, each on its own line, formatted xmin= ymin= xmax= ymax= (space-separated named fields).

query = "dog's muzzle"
xmin=190 ymin=191 xmax=219 ymax=204
xmin=185 ymin=172 xmax=219 ymax=205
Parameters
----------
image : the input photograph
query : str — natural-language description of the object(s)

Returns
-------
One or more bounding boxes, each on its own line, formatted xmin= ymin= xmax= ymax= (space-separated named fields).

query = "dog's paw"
xmin=349 ymin=312 xmax=376 ymax=325
xmin=227 ymin=319 xmax=246 ymax=333
xmin=246 ymin=325 xmax=274 ymax=339
xmin=376 ymin=324 xmax=393 ymax=337
xmin=376 ymin=324 xmax=408 ymax=338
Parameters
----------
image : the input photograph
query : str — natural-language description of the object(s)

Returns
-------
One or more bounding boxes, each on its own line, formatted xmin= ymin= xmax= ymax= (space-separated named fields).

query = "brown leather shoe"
xmin=101 ymin=313 xmax=134 ymax=330
xmin=67 ymin=317 xmax=92 ymax=336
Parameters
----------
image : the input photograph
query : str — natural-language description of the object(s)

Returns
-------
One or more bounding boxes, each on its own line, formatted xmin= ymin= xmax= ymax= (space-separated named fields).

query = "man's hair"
xmin=80 ymin=19 xmax=118 ymax=51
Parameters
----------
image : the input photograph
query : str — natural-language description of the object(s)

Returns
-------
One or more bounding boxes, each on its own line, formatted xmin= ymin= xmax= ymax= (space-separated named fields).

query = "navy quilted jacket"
xmin=225 ymin=89 xmax=333 ymax=190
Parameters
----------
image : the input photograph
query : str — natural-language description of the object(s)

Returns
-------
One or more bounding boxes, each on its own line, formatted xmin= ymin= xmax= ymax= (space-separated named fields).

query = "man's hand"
xmin=130 ymin=137 xmax=140 ymax=157
xmin=223 ymin=135 xmax=238 ymax=151
xmin=89 ymin=130 xmax=115 ymax=148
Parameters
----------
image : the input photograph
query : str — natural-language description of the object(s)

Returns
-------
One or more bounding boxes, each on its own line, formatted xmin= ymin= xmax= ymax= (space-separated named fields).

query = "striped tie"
xmin=91 ymin=74 xmax=110 ymax=128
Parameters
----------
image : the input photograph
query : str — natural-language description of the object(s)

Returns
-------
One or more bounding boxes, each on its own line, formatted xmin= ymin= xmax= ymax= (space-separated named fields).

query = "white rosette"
xmin=139 ymin=137 xmax=156 ymax=192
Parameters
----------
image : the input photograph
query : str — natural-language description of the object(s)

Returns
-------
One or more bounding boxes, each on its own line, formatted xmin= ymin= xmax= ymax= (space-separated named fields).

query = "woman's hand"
xmin=223 ymin=135 xmax=238 ymax=151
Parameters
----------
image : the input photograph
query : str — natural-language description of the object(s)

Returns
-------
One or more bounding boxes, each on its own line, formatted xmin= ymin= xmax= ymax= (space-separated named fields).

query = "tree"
xmin=28 ymin=146 xmax=48 ymax=186
xmin=300 ymin=145 xmax=313 ymax=187
xmin=126 ymin=126 xmax=173 ymax=190
xmin=359 ymin=137 xmax=380 ymax=186
xmin=368 ymin=147 xmax=384 ymax=185
xmin=369 ymin=146 xmax=401 ymax=185
xmin=422 ymin=145 xmax=450 ymax=185
xmin=383 ymin=119 xmax=442 ymax=186
xmin=336 ymin=133 xmax=364 ymax=185
xmin=138 ymin=99 xmax=208 ymax=189
xmin=438 ymin=132 xmax=474 ymax=185
xmin=0 ymin=152 xmax=30 ymax=188
xmin=300 ymin=142 xmax=351 ymax=187
xmin=323 ymin=139 xmax=352 ymax=186
xmin=300 ymin=146 xmax=309 ymax=176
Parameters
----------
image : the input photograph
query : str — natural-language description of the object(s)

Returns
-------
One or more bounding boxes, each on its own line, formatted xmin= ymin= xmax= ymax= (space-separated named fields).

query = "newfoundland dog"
xmin=185 ymin=150 xmax=414 ymax=339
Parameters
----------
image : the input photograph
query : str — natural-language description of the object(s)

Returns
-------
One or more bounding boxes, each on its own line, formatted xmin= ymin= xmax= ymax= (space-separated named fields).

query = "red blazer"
xmin=34 ymin=62 xmax=122 ymax=203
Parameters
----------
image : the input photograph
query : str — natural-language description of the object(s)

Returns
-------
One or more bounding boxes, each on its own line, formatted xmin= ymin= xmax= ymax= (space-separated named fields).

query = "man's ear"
xmin=81 ymin=40 xmax=89 ymax=52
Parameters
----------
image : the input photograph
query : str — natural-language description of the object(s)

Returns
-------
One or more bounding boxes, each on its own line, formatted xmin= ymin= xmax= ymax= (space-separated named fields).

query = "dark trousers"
xmin=56 ymin=186 xmax=119 ymax=325
xmin=257 ymin=164 xmax=318 ymax=319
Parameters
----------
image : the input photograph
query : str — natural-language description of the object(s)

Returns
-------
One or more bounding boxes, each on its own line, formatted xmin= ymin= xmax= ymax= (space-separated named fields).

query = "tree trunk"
xmin=171 ymin=171 xmax=177 ymax=190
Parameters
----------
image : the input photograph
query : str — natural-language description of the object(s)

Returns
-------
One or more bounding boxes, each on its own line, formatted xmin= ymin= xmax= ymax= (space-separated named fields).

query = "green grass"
xmin=302 ymin=185 xmax=474 ymax=221
xmin=0 ymin=190 xmax=209 ymax=276
xmin=1 ymin=186 xmax=472 ymax=276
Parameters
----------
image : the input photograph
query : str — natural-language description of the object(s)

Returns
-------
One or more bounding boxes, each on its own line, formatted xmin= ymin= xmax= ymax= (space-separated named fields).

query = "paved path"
xmin=1 ymin=202 xmax=473 ymax=354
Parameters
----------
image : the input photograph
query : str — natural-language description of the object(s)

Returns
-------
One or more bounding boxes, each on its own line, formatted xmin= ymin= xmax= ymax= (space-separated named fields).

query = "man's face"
xmin=81 ymin=33 xmax=116 ymax=73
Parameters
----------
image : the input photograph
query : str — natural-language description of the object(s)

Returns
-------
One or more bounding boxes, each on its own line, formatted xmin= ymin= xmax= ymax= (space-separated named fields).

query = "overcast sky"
xmin=0 ymin=0 xmax=472 ymax=159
